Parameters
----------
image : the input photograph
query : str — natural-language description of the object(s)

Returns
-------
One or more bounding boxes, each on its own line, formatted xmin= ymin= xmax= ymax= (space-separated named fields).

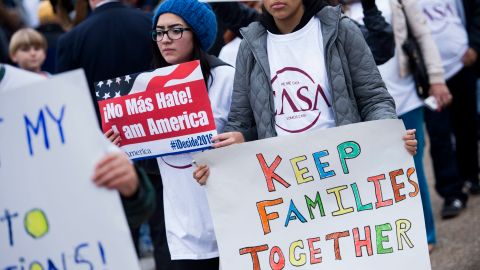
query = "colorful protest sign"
xmin=95 ymin=60 xmax=217 ymax=160
xmin=0 ymin=70 xmax=140 ymax=270
xmin=194 ymin=119 xmax=431 ymax=270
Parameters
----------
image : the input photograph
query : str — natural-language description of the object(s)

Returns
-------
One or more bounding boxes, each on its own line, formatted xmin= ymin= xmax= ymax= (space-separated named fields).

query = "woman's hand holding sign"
xmin=105 ymin=128 xmax=121 ymax=146
xmin=212 ymin=131 xmax=245 ymax=148
xmin=93 ymin=153 xmax=139 ymax=198
xmin=193 ymin=132 xmax=245 ymax=185
xmin=403 ymin=129 xmax=417 ymax=156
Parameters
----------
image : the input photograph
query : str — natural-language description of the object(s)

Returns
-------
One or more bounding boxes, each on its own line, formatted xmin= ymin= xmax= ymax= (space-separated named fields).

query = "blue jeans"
xmin=400 ymin=107 xmax=436 ymax=244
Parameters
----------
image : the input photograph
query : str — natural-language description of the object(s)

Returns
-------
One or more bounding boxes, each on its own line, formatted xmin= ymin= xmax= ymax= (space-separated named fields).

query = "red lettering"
xmin=407 ymin=167 xmax=419 ymax=197
xmin=353 ymin=226 xmax=373 ymax=257
xmin=390 ymin=169 xmax=406 ymax=202
xmin=307 ymin=237 xmax=322 ymax=264
xmin=239 ymin=245 xmax=269 ymax=270
xmin=325 ymin=231 xmax=350 ymax=260
xmin=367 ymin=174 xmax=394 ymax=208
xmin=270 ymin=246 xmax=286 ymax=270
xmin=256 ymin=154 xmax=291 ymax=192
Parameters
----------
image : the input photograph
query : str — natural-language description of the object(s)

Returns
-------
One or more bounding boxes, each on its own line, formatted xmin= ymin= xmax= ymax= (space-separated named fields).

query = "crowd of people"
xmin=1 ymin=0 xmax=479 ymax=268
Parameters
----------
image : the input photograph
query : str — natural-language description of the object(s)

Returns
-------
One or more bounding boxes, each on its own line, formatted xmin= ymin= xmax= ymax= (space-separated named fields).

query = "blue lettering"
xmin=24 ymin=109 xmax=49 ymax=156
xmin=74 ymin=243 xmax=94 ymax=270
xmin=45 ymin=105 xmax=66 ymax=145
xmin=312 ymin=150 xmax=336 ymax=179
xmin=0 ymin=209 xmax=19 ymax=247
xmin=284 ymin=199 xmax=307 ymax=227
xmin=98 ymin=242 xmax=107 ymax=265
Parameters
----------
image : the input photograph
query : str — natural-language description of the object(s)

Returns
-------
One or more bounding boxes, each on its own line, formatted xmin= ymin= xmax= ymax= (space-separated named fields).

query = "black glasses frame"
xmin=151 ymin=28 xmax=192 ymax=42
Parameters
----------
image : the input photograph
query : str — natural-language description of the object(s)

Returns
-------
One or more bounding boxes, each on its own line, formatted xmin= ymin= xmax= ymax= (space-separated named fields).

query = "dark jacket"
xmin=224 ymin=6 xmax=397 ymax=141
xmin=356 ymin=3 xmax=395 ymax=65
xmin=462 ymin=0 xmax=480 ymax=54
xmin=124 ymin=166 xmax=156 ymax=229
xmin=55 ymin=2 xmax=157 ymax=226
xmin=56 ymin=2 xmax=153 ymax=115
xmin=462 ymin=0 xmax=480 ymax=73
xmin=209 ymin=2 xmax=259 ymax=56
xmin=211 ymin=2 xmax=259 ymax=37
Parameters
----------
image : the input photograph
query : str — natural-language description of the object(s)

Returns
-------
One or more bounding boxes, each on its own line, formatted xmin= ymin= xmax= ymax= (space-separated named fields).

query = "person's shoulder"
xmin=338 ymin=15 xmax=363 ymax=36
xmin=240 ymin=21 xmax=265 ymax=41
xmin=210 ymin=62 xmax=235 ymax=89
xmin=113 ymin=5 xmax=152 ymax=21
xmin=212 ymin=64 xmax=235 ymax=77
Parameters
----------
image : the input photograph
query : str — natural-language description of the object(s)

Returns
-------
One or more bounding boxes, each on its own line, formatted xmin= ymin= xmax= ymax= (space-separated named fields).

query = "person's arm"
xmin=55 ymin=33 xmax=75 ymax=73
xmin=121 ymin=165 xmax=156 ymax=229
xmin=360 ymin=0 xmax=395 ymax=65
xmin=93 ymin=153 xmax=156 ymax=229
xmin=339 ymin=17 xmax=397 ymax=121
xmin=222 ymin=40 xmax=258 ymax=142
xmin=402 ymin=0 xmax=444 ymax=85
xmin=402 ymin=0 xmax=451 ymax=108
xmin=462 ymin=0 xmax=480 ymax=66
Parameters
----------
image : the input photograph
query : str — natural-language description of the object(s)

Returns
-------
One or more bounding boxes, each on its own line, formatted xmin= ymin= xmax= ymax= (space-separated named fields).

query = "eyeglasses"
xmin=151 ymin=28 xmax=191 ymax=42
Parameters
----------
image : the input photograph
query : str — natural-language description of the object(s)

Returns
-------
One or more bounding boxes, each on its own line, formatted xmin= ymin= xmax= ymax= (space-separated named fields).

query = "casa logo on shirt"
xmin=161 ymin=149 xmax=206 ymax=170
xmin=422 ymin=1 xmax=461 ymax=33
xmin=272 ymin=67 xmax=331 ymax=133
xmin=161 ymin=156 xmax=193 ymax=169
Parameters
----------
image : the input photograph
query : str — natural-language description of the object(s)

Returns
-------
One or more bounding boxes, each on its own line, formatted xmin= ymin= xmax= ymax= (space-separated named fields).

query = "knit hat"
xmin=152 ymin=0 xmax=217 ymax=51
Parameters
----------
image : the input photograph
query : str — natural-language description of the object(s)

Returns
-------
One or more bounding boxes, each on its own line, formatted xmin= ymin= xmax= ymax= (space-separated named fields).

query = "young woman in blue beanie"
xmin=150 ymin=0 xmax=234 ymax=268
xmin=193 ymin=0 xmax=418 ymax=181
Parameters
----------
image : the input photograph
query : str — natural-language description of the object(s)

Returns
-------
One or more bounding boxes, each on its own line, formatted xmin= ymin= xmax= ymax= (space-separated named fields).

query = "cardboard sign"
xmin=0 ymin=70 xmax=140 ymax=270
xmin=194 ymin=119 xmax=431 ymax=270
xmin=96 ymin=61 xmax=217 ymax=160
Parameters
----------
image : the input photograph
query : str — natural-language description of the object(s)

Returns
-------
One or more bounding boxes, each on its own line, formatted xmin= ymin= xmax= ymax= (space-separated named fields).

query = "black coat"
xmin=463 ymin=0 xmax=480 ymax=53
xmin=56 ymin=2 xmax=160 ymax=176
xmin=356 ymin=3 xmax=395 ymax=66
xmin=209 ymin=2 xmax=259 ymax=56
xmin=56 ymin=2 xmax=153 ymax=108
xmin=462 ymin=0 xmax=480 ymax=73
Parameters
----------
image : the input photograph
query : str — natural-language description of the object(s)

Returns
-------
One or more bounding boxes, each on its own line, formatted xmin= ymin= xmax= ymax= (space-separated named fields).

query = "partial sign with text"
xmin=0 ymin=70 xmax=140 ymax=270
xmin=95 ymin=60 xmax=216 ymax=160
xmin=194 ymin=120 xmax=431 ymax=270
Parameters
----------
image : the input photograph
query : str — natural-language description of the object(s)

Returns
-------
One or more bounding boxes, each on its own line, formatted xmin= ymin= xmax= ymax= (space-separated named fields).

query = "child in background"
xmin=9 ymin=28 xmax=49 ymax=77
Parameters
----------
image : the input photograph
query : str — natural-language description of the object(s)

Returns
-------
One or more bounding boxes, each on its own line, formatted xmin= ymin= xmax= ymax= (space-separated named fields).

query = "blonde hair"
xmin=38 ymin=0 xmax=59 ymax=25
xmin=9 ymin=28 xmax=47 ymax=56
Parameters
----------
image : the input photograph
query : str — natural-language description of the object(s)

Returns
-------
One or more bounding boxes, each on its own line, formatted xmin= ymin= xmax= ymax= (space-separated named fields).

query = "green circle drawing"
xmin=30 ymin=262 xmax=44 ymax=270
xmin=24 ymin=209 xmax=49 ymax=239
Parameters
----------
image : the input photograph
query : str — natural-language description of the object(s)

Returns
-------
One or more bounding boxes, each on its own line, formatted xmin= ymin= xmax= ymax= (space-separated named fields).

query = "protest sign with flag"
xmin=95 ymin=60 xmax=217 ymax=160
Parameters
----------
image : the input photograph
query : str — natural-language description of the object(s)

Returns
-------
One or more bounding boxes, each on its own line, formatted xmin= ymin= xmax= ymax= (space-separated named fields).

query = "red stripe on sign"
xmin=146 ymin=61 xmax=200 ymax=92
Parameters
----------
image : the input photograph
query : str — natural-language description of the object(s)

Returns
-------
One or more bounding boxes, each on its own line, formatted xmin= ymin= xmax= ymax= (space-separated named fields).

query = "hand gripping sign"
xmin=194 ymin=119 xmax=431 ymax=270
xmin=96 ymin=60 xmax=216 ymax=160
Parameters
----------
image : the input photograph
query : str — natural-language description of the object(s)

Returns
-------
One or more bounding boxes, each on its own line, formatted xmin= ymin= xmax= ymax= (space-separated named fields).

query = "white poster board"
xmin=0 ymin=70 xmax=140 ymax=269
xmin=194 ymin=119 xmax=431 ymax=270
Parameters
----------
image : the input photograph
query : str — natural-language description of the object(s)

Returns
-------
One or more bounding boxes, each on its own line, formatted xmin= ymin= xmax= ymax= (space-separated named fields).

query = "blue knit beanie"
xmin=152 ymin=0 xmax=217 ymax=51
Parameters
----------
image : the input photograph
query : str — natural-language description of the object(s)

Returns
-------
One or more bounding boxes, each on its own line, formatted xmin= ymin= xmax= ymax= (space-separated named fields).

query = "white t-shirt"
xmin=347 ymin=2 xmax=423 ymax=116
xmin=219 ymin=37 xmax=242 ymax=67
xmin=156 ymin=64 xmax=234 ymax=260
xmin=267 ymin=17 xmax=335 ymax=136
xmin=419 ymin=0 xmax=468 ymax=79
